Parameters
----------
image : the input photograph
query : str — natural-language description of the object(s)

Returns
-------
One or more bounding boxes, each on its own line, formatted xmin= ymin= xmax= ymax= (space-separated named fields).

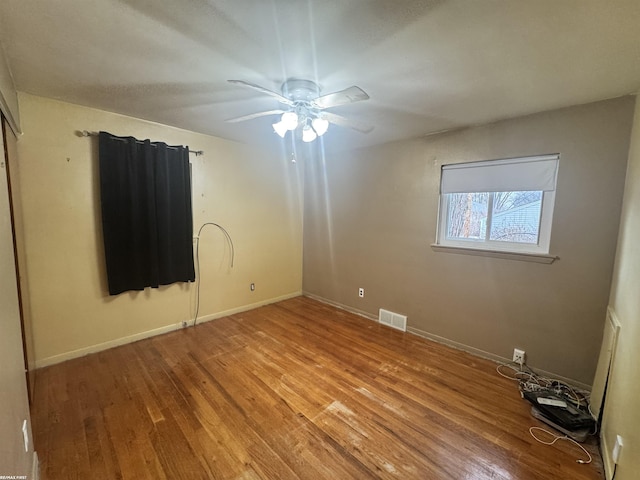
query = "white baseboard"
xmin=303 ymin=292 xmax=591 ymax=391
xmin=35 ymin=291 xmax=301 ymax=369
xmin=32 ymin=451 xmax=40 ymax=480
xmin=303 ymin=292 xmax=378 ymax=322
xmin=407 ymin=325 xmax=592 ymax=391
xmin=189 ymin=291 xmax=302 ymax=325
xmin=35 ymin=322 xmax=180 ymax=368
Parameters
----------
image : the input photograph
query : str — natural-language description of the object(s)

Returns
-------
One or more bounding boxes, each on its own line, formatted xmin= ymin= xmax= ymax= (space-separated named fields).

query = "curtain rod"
xmin=80 ymin=130 xmax=204 ymax=156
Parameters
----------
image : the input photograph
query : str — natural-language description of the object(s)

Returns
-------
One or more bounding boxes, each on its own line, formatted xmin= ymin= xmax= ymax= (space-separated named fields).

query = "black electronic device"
xmin=530 ymin=407 xmax=591 ymax=442
xmin=522 ymin=390 xmax=595 ymax=431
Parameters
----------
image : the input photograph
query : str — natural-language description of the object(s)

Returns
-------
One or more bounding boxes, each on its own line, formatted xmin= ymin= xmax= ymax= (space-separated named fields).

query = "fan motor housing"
xmin=281 ymin=79 xmax=320 ymax=102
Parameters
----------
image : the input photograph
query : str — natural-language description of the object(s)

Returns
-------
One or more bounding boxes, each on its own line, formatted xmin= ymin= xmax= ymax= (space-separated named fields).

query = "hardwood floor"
xmin=32 ymin=297 xmax=604 ymax=479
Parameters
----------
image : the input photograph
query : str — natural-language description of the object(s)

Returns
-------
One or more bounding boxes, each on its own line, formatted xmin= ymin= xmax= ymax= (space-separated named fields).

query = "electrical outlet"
xmin=358 ymin=287 xmax=364 ymax=298
xmin=250 ymin=283 xmax=255 ymax=291
xmin=613 ymin=435 xmax=623 ymax=464
xmin=513 ymin=348 xmax=526 ymax=366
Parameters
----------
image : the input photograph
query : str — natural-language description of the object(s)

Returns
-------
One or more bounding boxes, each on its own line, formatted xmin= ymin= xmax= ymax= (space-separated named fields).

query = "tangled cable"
xmin=496 ymin=362 xmax=590 ymax=410
xmin=497 ymin=361 xmax=596 ymax=465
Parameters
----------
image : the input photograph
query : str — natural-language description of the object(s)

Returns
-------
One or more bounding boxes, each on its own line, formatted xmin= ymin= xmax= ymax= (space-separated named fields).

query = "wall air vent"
xmin=379 ymin=309 xmax=407 ymax=332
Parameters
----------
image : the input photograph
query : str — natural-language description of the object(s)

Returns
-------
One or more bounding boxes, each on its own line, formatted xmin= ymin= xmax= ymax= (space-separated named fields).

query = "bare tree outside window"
xmin=445 ymin=191 xmax=542 ymax=244
xmin=490 ymin=191 xmax=542 ymax=243
xmin=446 ymin=193 xmax=488 ymax=239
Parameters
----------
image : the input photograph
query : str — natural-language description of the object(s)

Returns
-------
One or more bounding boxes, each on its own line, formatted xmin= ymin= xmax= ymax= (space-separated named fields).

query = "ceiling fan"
xmin=227 ymin=78 xmax=373 ymax=142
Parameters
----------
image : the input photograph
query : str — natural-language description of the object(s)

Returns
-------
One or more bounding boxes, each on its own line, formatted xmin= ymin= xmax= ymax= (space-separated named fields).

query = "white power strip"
xmin=537 ymin=397 xmax=568 ymax=408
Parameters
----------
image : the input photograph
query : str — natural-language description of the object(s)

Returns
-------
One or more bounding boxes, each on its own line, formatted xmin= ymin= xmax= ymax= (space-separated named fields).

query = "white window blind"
xmin=440 ymin=154 xmax=559 ymax=194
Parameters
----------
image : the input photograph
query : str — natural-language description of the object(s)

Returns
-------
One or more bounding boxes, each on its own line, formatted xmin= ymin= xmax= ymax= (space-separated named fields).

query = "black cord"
xmin=193 ymin=223 xmax=234 ymax=326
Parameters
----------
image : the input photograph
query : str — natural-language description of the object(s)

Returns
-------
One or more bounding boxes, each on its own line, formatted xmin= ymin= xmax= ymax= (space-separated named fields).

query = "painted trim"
xmin=431 ymin=244 xmax=558 ymax=264
xmin=0 ymin=47 xmax=21 ymax=135
xmin=599 ymin=306 xmax=622 ymax=480
xmin=601 ymin=432 xmax=614 ymax=480
xmin=407 ymin=325 xmax=591 ymax=391
xmin=304 ymin=292 xmax=591 ymax=391
xmin=35 ymin=322 xmax=183 ymax=368
xmin=303 ymin=292 xmax=378 ymax=322
xmin=32 ymin=451 xmax=40 ymax=480
xmin=591 ymin=306 xmax=622 ymax=419
xmin=0 ymin=90 xmax=20 ymax=136
xmin=35 ymin=291 xmax=302 ymax=368
xmin=188 ymin=291 xmax=302 ymax=326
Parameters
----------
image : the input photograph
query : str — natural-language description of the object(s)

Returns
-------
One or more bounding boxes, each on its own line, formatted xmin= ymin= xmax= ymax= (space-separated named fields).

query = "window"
xmin=436 ymin=154 xmax=558 ymax=255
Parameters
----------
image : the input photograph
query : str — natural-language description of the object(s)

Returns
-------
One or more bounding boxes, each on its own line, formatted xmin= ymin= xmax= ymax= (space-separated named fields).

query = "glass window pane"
xmin=489 ymin=191 xmax=542 ymax=244
xmin=446 ymin=193 xmax=488 ymax=240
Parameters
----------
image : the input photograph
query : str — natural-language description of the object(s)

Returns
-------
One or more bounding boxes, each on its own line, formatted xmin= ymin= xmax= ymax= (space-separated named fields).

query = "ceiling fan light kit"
xmin=311 ymin=117 xmax=329 ymax=136
xmin=272 ymin=119 xmax=289 ymax=138
xmin=228 ymin=78 xmax=372 ymax=143
xmin=281 ymin=111 xmax=299 ymax=130
xmin=301 ymin=124 xmax=317 ymax=143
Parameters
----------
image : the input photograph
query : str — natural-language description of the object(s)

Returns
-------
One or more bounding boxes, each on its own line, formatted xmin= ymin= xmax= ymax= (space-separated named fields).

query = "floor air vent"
xmin=379 ymin=309 xmax=407 ymax=332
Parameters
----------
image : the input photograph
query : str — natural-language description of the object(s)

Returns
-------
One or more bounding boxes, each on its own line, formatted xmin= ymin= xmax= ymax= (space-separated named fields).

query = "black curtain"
xmin=99 ymin=131 xmax=195 ymax=295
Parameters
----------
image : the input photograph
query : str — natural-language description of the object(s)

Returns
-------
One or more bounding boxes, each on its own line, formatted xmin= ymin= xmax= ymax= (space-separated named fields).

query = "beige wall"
xmin=17 ymin=93 xmax=303 ymax=366
xmin=599 ymin=97 xmax=640 ymax=479
xmin=303 ymin=97 xmax=634 ymax=385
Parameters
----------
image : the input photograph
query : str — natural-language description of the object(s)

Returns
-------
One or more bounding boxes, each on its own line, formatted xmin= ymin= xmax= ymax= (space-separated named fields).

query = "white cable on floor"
xmin=529 ymin=427 xmax=592 ymax=464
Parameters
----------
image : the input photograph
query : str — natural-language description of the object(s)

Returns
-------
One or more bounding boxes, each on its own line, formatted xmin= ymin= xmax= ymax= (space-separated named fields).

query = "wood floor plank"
xmin=32 ymin=297 xmax=604 ymax=479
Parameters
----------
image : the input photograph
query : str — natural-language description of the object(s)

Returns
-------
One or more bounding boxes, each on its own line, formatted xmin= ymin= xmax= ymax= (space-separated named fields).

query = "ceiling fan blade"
xmin=225 ymin=109 xmax=286 ymax=123
xmin=228 ymin=80 xmax=294 ymax=107
xmin=322 ymin=112 xmax=374 ymax=134
xmin=311 ymin=86 xmax=370 ymax=109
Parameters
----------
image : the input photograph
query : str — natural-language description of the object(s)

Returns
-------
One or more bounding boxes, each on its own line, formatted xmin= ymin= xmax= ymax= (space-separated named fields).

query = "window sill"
xmin=430 ymin=244 xmax=558 ymax=264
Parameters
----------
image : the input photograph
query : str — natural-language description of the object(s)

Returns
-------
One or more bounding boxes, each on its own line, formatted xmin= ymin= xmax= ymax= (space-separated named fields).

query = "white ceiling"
xmin=1 ymin=0 xmax=640 ymax=152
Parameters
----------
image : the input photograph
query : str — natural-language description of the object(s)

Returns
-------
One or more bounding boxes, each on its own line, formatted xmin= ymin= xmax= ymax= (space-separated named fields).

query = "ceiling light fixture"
xmin=302 ymin=123 xmax=317 ymax=143
xmin=281 ymin=111 xmax=299 ymax=130
xmin=272 ymin=120 xmax=288 ymax=138
xmin=311 ymin=117 xmax=329 ymax=137
xmin=227 ymin=78 xmax=372 ymax=142
xmin=271 ymin=79 xmax=331 ymax=143
xmin=273 ymin=111 xmax=299 ymax=137
xmin=273 ymin=109 xmax=328 ymax=142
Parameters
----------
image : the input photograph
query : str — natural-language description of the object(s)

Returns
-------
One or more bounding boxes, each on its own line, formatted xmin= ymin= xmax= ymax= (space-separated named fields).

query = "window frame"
xmin=435 ymin=154 xmax=559 ymax=257
xmin=437 ymin=189 xmax=555 ymax=254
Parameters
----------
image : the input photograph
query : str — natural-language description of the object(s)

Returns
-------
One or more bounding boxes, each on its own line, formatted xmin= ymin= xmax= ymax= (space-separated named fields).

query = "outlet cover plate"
xmin=513 ymin=348 xmax=526 ymax=364
xmin=613 ymin=435 xmax=623 ymax=464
